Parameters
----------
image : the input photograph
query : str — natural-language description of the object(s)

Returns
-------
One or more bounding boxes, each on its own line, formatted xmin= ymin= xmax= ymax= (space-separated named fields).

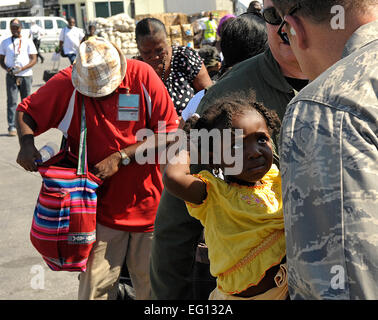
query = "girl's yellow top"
xmin=186 ymin=164 xmax=286 ymax=294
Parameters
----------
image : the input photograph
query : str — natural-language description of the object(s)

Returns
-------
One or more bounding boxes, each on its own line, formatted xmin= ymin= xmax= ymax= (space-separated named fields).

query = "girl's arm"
xmin=163 ymin=148 xmax=207 ymax=205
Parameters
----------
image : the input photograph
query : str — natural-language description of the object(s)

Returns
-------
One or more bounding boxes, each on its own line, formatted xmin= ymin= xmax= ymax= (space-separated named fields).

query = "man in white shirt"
xmin=29 ymin=20 xmax=45 ymax=64
xmin=0 ymin=19 xmax=37 ymax=136
xmin=59 ymin=17 xmax=84 ymax=64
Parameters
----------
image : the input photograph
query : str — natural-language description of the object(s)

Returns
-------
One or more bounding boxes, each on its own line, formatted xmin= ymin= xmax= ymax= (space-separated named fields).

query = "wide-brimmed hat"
xmin=72 ymin=37 xmax=127 ymax=98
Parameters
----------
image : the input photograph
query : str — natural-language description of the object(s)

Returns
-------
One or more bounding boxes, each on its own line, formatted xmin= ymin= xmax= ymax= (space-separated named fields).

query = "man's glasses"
xmin=262 ymin=7 xmax=282 ymax=25
xmin=277 ymin=4 xmax=301 ymax=45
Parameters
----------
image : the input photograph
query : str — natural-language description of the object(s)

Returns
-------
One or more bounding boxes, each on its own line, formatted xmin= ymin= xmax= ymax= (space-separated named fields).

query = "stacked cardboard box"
xmin=169 ymin=25 xmax=182 ymax=46
xmin=135 ymin=13 xmax=194 ymax=48
xmin=134 ymin=11 xmax=231 ymax=50
xmin=181 ymin=24 xmax=194 ymax=48
xmin=163 ymin=13 xmax=188 ymax=26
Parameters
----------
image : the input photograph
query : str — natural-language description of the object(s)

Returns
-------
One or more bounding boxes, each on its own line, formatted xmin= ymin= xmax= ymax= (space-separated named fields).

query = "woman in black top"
xmin=135 ymin=18 xmax=213 ymax=116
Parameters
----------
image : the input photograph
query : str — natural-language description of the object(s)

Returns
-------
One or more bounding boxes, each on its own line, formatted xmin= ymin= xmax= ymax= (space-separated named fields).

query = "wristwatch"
xmin=118 ymin=150 xmax=131 ymax=166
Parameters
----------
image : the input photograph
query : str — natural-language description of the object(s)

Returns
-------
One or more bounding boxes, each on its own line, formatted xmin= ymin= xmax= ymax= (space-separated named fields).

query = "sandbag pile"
xmin=91 ymin=13 xmax=138 ymax=56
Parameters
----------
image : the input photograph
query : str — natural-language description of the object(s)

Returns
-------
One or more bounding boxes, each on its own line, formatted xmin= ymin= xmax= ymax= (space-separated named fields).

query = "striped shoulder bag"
xmin=30 ymin=95 xmax=102 ymax=272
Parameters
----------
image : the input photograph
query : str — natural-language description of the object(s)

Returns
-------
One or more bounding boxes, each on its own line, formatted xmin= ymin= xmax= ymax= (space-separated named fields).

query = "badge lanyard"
xmin=12 ymin=36 xmax=22 ymax=65
xmin=12 ymin=36 xmax=22 ymax=55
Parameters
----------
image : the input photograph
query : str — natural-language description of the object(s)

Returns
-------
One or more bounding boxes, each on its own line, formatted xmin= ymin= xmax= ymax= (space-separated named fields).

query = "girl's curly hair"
xmin=183 ymin=91 xmax=281 ymax=138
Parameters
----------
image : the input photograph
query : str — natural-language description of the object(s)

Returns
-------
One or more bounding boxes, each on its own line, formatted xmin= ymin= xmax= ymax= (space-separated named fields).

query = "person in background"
xmin=198 ymin=45 xmax=221 ymax=80
xmin=215 ymin=14 xmax=236 ymax=63
xmin=181 ymin=13 xmax=269 ymax=124
xmin=135 ymin=18 xmax=212 ymax=117
xmin=83 ymin=24 xmax=96 ymax=42
xmin=216 ymin=14 xmax=236 ymax=39
xmin=202 ymin=12 xmax=218 ymax=46
xmin=59 ymin=17 xmax=84 ymax=64
xmin=219 ymin=13 xmax=268 ymax=77
xmin=15 ymin=37 xmax=179 ymax=300
xmin=247 ymin=1 xmax=263 ymax=16
xmin=0 ymin=18 xmax=37 ymax=137
xmin=272 ymin=0 xmax=378 ymax=299
xmin=29 ymin=20 xmax=44 ymax=64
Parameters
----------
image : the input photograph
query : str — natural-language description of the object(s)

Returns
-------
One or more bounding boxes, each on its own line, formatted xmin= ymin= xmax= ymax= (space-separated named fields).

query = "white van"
xmin=0 ymin=16 xmax=68 ymax=45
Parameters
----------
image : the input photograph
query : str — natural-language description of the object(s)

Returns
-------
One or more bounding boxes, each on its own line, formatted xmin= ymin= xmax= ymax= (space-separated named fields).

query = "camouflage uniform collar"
xmin=342 ymin=20 xmax=378 ymax=58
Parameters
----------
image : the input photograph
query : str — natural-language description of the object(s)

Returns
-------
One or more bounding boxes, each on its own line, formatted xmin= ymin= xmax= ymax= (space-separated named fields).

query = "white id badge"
xmin=118 ymin=94 xmax=140 ymax=121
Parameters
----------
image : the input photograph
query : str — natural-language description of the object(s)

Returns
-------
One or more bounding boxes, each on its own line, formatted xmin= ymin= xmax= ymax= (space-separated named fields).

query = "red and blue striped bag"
xmin=30 ymin=101 xmax=102 ymax=271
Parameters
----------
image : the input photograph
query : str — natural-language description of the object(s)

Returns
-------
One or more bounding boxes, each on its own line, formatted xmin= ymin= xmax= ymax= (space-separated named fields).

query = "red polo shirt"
xmin=17 ymin=59 xmax=179 ymax=232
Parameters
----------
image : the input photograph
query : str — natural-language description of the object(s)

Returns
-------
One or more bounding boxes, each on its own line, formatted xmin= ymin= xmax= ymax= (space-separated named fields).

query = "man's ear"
xmin=285 ymin=15 xmax=308 ymax=50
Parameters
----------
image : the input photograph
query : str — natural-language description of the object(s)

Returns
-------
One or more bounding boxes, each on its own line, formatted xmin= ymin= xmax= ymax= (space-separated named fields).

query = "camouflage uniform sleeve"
xmin=280 ymin=100 xmax=378 ymax=299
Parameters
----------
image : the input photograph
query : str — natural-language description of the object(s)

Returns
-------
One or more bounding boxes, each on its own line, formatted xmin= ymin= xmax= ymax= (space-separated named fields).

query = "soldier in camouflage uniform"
xmin=272 ymin=0 xmax=378 ymax=299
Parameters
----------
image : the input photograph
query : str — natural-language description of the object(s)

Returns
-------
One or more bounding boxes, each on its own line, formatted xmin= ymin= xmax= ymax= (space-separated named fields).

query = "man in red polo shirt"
xmin=15 ymin=37 xmax=179 ymax=299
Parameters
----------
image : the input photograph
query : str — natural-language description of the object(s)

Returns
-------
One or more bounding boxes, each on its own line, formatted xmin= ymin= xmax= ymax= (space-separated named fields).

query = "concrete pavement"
xmin=0 ymin=53 xmax=80 ymax=300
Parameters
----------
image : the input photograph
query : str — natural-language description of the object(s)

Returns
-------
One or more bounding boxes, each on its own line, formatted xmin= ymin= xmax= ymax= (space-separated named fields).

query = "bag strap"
xmin=57 ymin=89 xmax=76 ymax=138
xmin=142 ymin=83 xmax=152 ymax=120
xmin=77 ymin=100 xmax=87 ymax=175
xmin=57 ymin=90 xmax=87 ymax=175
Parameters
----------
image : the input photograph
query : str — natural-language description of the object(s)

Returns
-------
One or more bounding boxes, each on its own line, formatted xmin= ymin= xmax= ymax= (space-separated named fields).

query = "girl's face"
xmin=137 ymin=33 xmax=169 ymax=71
xmin=223 ymin=109 xmax=273 ymax=184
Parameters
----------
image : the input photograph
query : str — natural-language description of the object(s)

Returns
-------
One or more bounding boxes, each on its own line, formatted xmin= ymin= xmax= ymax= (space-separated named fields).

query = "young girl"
xmin=163 ymin=93 xmax=288 ymax=300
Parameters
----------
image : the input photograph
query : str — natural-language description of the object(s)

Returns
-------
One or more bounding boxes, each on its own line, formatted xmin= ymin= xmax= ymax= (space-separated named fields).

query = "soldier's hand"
xmin=16 ymin=142 xmax=41 ymax=172
xmin=92 ymin=152 xmax=121 ymax=180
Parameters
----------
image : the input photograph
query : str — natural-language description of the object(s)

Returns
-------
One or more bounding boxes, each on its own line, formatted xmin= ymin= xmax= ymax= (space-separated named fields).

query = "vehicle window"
xmin=57 ymin=20 xmax=67 ymax=29
xmin=44 ymin=20 xmax=53 ymax=29
xmin=0 ymin=21 xmax=6 ymax=30
xmin=36 ymin=20 xmax=42 ymax=27
xmin=20 ymin=20 xmax=31 ymax=29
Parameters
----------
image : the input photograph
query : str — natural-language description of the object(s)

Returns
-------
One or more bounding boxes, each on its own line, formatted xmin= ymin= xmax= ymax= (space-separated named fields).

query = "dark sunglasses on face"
xmin=262 ymin=7 xmax=282 ymax=25
xmin=277 ymin=4 xmax=301 ymax=45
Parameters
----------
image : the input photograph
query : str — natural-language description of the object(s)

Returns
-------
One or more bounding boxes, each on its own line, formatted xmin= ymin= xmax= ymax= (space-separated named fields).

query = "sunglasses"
xmin=277 ymin=4 xmax=301 ymax=45
xmin=262 ymin=7 xmax=282 ymax=25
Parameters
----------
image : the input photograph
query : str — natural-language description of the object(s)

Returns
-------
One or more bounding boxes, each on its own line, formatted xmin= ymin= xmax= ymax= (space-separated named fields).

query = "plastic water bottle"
xmin=37 ymin=142 xmax=59 ymax=164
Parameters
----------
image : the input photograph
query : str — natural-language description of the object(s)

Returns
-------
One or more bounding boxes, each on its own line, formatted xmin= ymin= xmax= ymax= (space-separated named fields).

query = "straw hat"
xmin=72 ymin=37 xmax=127 ymax=98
